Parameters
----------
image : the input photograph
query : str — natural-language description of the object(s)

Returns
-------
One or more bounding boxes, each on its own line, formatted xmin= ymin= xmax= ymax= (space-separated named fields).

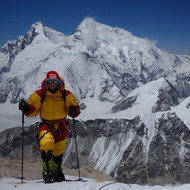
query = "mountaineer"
xmin=19 ymin=70 xmax=80 ymax=183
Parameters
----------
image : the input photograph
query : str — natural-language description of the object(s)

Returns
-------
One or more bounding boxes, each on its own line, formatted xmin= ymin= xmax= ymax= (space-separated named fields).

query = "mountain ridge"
xmin=1 ymin=18 xmax=190 ymax=105
xmin=1 ymin=18 xmax=190 ymax=127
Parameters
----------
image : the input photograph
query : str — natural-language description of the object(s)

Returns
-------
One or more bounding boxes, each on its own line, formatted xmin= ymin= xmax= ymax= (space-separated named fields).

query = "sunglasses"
xmin=46 ymin=79 xmax=59 ymax=84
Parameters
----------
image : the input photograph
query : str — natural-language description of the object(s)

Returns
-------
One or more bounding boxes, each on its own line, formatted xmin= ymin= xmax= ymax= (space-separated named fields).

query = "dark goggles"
xmin=46 ymin=79 xmax=59 ymax=84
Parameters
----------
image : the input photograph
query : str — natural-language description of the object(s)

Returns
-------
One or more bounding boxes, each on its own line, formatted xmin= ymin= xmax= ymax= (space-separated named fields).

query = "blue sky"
xmin=0 ymin=0 xmax=190 ymax=55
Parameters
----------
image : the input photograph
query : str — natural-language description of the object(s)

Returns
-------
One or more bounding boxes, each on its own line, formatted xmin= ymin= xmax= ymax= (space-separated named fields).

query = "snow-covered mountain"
xmin=1 ymin=17 xmax=190 ymax=128
xmin=1 ymin=17 xmax=190 ymax=185
xmin=1 ymin=17 xmax=190 ymax=104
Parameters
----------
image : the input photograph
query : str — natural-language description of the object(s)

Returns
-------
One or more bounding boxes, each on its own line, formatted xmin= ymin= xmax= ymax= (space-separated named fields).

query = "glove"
xmin=68 ymin=105 xmax=78 ymax=118
xmin=19 ymin=99 xmax=30 ymax=113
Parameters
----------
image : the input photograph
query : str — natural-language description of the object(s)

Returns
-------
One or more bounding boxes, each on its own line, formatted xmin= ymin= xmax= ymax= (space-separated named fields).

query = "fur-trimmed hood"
xmin=41 ymin=74 xmax=65 ymax=94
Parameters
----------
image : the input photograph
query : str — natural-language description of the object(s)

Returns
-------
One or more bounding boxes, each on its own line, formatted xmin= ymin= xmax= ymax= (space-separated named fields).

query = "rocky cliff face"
xmin=1 ymin=114 xmax=190 ymax=185
xmin=0 ymin=123 xmax=40 ymax=159
xmin=116 ymin=113 xmax=190 ymax=185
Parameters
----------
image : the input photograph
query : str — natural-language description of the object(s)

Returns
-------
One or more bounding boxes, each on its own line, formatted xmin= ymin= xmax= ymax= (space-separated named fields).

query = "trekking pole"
xmin=21 ymin=111 xmax=24 ymax=183
xmin=72 ymin=117 xmax=81 ymax=181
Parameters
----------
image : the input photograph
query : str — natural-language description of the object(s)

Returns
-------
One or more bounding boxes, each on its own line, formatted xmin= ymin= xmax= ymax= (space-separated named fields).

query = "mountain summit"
xmin=0 ymin=17 xmax=190 ymax=106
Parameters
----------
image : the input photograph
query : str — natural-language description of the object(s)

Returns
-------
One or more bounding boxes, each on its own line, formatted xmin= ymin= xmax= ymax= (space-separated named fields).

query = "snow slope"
xmin=1 ymin=177 xmax=190 ymax=190
xmin=1 ymin=77 xmax=190 ymax=132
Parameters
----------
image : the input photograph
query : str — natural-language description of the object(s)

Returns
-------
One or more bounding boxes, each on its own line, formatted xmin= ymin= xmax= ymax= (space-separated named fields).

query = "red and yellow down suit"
xmin=24 ymin=74 xmax=80 ymax=156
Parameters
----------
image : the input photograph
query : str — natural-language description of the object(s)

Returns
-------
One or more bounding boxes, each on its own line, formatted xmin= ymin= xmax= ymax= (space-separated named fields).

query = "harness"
xmin=38 ymin=119 xmax=67 ymax=143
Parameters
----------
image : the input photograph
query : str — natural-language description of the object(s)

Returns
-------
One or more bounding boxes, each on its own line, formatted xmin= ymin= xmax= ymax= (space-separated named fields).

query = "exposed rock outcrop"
xmin=1 ymin=114 xmax=190 ymax=185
